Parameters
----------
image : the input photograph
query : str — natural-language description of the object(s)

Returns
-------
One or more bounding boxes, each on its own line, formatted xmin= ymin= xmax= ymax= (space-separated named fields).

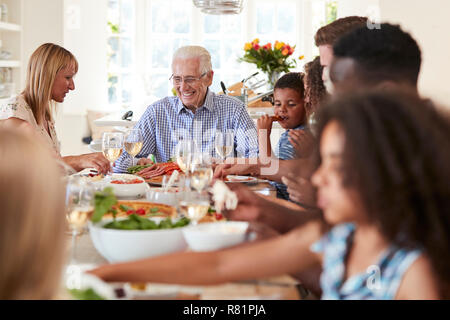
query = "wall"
xmin=336 ymin=0 xmax=380 ymax=19
xmin=336 ymin=0 xmax=450 ymax=108
xmin=379 ymin=0 xmax=450 ymax=107
xmin=22 ymin=0 xmax=64 ymax=88
xmin=63 ymin=0 xmax=108 ymax=115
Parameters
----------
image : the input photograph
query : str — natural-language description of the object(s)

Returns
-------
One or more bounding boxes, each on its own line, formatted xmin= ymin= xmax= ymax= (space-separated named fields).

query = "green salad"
xmin=127 ymin=164 xmax=154 ymax=174
xmin=103 ymin=214 xmax=190 ymax=230
xmin=69 ymin=288 xmax=105 ymax=300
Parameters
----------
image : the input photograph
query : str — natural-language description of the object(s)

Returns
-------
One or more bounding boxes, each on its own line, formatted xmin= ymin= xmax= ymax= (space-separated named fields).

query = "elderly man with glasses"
xmin=114 ymin=45 xmax=258 ymax=173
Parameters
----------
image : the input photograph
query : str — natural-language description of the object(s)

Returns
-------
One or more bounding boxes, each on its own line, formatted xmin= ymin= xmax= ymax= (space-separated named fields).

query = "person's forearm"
xmin=257 ymin=195 xmax=322 ymax=233
xmin=91 ymin=223 xmax=324 ymax=285
xmin=92 ymin=251 xmax=227 ymax=285
xmin=257 ymin=158 xmax=317 ymax=183
xmin=257 ymin=130 xmax=273 ymax=159
xmin=62 ymin=156 xmax=81 ymax=172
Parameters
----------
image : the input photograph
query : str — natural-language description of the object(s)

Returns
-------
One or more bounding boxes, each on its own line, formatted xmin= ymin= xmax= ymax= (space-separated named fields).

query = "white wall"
xmin=63 ymin=0 xmax=108 ymax=115
xmin=378 ymin=0 xmax=450 ymax=107
xmin=22 ymin=0 xmax=64 ymax=88
xmin=337 ymin=0 xmax=380 ymax=19
xmin=336 ymin=0 xmax=450 ymax=108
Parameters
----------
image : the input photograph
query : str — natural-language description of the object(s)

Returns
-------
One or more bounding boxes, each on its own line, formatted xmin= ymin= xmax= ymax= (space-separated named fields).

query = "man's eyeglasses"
xmin=170 ymin=72 xmax=207 ymax=85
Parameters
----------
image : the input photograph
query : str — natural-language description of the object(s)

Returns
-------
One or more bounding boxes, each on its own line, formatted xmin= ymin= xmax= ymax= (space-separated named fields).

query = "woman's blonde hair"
xmin=0 ymin=128 xmax=66 ymax=299
xmin=22 ymin=43 xmax=78 ymax=125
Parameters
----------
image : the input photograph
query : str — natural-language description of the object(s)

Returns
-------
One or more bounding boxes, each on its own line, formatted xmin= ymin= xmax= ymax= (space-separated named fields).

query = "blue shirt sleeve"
xmin=113 ymin=105 xmax=157 ymax=173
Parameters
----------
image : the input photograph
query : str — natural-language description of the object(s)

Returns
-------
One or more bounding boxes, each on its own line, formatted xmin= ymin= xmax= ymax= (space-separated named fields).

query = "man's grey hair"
xmin=172 ymin=45 xmax=212 ymax=74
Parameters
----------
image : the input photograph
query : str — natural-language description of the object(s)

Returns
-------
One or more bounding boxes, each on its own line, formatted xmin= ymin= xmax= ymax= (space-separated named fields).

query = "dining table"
xmin=59 ymin=180 xmax=307 ymax=300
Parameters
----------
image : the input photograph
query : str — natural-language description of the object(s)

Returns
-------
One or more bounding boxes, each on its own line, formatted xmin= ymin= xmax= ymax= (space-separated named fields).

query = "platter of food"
xmin=224 ymin=175 xmax=259 ymax=184
xmin=127 ymin=162 xmax=184 ymax=185
xmin=101 ymin=200 xmax=178 ymax=219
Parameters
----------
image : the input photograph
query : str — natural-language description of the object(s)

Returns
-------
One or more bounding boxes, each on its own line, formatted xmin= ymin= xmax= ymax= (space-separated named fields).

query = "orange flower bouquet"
xmin=239 ymin=39 xmax=297 ymax=87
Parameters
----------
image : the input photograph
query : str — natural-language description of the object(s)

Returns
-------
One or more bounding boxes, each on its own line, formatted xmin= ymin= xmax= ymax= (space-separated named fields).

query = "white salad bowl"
xmin=88 ymin=217 xmax=188 ymax=263
xmin=182 ymin=221 xmax=250 ymax=252
xmin=103 ymin=173 xmax=149 ymax=199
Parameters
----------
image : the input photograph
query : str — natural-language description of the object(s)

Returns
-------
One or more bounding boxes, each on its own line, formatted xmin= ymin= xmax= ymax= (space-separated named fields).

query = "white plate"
xmin=225 ymin=175 xmax=258 ymax=183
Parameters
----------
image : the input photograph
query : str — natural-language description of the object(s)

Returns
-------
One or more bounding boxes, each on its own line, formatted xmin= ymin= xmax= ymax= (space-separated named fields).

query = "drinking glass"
xmin=65 ymin=176 xmax=95 ymax=264
xmin=190 ymin=152 xmax=213 ymax=194
xmin=178 ymin=191 xmax=210 ymax=225
xmin=102 ymin=132 xmax=124 ymax=174
xmin=175 ymin=139 xmax=196 ymax=175
xmin=215 ymin=130 xmax=234 ymax=161
xmin=124 ymin=128 xmax=143 ymax=166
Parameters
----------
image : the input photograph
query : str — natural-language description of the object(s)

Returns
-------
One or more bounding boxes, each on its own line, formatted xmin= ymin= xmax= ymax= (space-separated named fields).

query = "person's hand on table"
xmin=137 ymin=158 xmax=154 ymax=166
xmin=282 ymin=173 xmax=316 ymax=207
xmin=64 ymin=152 xmax=111 ymax=174
xmin=223 ymin=183 xmax=268 ymax=222
xmin=213 ymin=163 xmax=234 ymax=179
xmin=288 ymin=129 xmax=316 ymax=158
xmin=214 ymin=161 xmax=259 ymax=180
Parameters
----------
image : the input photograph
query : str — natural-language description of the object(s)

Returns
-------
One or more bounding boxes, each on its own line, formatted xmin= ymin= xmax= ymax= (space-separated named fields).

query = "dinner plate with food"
xmin=224 ymin=175 xmax=259 ymax=184
xmin=73 ymin=168 xmax=105 ymax=182
xmin=127 ymin=162 xmax=184 ymax=186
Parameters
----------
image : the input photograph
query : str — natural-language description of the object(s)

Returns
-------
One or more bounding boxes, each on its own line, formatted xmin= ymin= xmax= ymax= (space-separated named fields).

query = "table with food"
xmin=61 ymin=157 xmax=303 ymax=300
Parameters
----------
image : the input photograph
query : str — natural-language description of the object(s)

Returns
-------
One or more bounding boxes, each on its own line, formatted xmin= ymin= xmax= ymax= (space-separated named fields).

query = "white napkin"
xmin=211 ymin=180 xmax=238 ymax=213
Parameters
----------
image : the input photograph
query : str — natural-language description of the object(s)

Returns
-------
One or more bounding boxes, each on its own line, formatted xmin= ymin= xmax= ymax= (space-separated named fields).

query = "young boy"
xmin=257 ymin=72 xmax=312 ymax=200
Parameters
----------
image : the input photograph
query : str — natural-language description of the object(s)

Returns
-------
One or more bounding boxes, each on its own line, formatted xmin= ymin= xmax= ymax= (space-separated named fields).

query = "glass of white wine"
xmin=65 ymin=176 xmax=95 ymax=264
xmin=175 ymin=139 xmax=196 ymax=175
xmin=124 ymin=128 xmax=143 ymax=166
xmin=179 ymin=192 xmax=210 ymax=225
xmin=190 ymin=152 xmax=213 ymax=194
xmin=215 ymin=130 xmax=234 ymax=162
xmin=102 ymin=132 xmax=124 ymax=174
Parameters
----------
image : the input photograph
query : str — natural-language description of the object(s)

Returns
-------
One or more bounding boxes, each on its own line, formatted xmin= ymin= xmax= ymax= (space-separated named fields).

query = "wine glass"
xmin=175 ymin=139 xmax=196 ymax=175
xmin=124 ymin=128 xmax=143 ymax=166
xmin=179 ymin=191 xmax=210 ymax=225
xmin=190 ymin=152 xmax=213 ymax=194
xmin=102 ymin=132 xmax=124 ymax=174
xmin=215 ymin=130 xmax=234 ymax=162
xmin=65 ymin=176 xmax=95 ymax=264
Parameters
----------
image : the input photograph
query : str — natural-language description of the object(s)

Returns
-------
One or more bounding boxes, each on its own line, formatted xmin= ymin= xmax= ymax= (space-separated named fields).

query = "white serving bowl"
xmin=104 ymin=173 xmax=149 ymax=199
xmin=88 ymin=217 xmax=188 ymax=263
xmin=182 ymin=221 xmax=249 ymax=252
xmin=146 ymin=187 xmax=180 ymax=207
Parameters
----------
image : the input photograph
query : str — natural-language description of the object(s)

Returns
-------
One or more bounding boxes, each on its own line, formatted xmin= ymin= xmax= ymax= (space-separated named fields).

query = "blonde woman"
xmin=0 ymin=43 xmax=110 ymax=173
xmin=0 ymin=128 xmax=67 ymax=299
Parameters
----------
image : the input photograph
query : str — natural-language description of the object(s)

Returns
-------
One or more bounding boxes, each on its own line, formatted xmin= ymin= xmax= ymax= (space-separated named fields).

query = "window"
xmin=107 ymin=0 xmax=136 ymax=108
xmin=145 ymin=0 xmax=192 ymax=100
xmin=106 ymin=0 xmax=337 ymax=109
xmin=201 ymin=14 xmax=244 ymax=93
xmin=311 ymin=0 xmax=338 ymax=56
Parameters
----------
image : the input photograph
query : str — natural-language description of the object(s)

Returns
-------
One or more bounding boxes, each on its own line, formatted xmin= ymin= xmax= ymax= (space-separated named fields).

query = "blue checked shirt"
xmin=114 ymin=89 xmax=258 ymax=173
